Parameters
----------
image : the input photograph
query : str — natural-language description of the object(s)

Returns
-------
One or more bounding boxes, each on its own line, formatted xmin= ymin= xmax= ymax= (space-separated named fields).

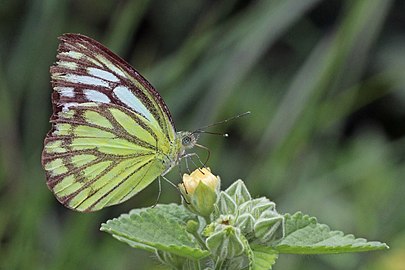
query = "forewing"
xmin=50 ymin=33 xmax=175 ymax=140
xmin=42 ymin=103 xmax=169 ymax=212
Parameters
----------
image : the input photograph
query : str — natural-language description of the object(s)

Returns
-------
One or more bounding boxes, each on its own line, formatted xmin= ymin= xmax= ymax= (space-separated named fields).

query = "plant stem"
xmin=203 ymin=215 xmax=211 ymax=225
xmin=193 ymin=232 xmax=207 ymax=250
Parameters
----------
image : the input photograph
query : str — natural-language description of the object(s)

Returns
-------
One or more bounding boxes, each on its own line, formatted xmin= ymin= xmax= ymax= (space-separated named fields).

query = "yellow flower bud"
xmin=181 ymin=168 xmax=219 ymax=195
xmin=179 ymin=168 xmax=220 ymax=219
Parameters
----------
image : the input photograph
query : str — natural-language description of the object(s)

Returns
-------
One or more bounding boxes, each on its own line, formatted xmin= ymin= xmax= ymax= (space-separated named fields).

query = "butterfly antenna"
xmin=194 ymin=111 xmax=251 ymax=132
xmin=195 ymin=130 xmax=229 ymax=137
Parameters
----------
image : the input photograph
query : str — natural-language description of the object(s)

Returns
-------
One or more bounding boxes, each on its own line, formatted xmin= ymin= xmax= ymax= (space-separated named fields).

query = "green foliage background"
xmin=1 ymin=0 xmax=404 ymax=269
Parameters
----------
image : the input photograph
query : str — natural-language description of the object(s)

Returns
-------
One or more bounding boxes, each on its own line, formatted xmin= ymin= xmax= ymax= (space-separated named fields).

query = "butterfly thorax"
xmin=159 ymin=131 xmax=198 ymax=176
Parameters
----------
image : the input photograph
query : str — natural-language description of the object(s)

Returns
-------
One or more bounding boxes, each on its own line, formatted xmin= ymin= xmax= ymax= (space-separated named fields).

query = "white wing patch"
xmin=61 ymin=102 xmax=80 ymax=112
xmin=57 ymin=74 xmax=110 ymax=88
xmin=57 ymin=61 xmax=77 ymax=70
xmin=56 ymin=87 xmax=75 ymax=98
xmin=113 ymin=86 xmax=155 ymax=122
xmin=87 ymin=67 xmax=120 ymax=82
xmin=61 ymin=51 xmax=85 ymax=59
xmin=84 ymin=89 xmax=111 ymax=103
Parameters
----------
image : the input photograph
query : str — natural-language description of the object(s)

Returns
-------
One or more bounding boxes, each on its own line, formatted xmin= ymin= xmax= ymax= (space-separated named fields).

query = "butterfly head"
xmin=178 ymin=131 xmax=199 ymax=150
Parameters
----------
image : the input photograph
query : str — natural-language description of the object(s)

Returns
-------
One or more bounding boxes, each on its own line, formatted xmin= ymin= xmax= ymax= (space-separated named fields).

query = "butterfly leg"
xmin=177 ymin=153 xmax=201 ymax=176
xmin=177 ymin=158 xmax=184 ymax=178
xmin=152 ymin=177 xmax=162 ymax=208
xmin=161 ymin=174 xmax=190 ymax=204
xmin=182 ymin=153 xmax=205 ymax=168
xmin=184 ymin=155 xmax=191 ymax=173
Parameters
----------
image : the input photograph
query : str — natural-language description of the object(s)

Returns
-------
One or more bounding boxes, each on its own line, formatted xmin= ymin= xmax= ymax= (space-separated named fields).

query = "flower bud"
xmin=179 ymin=168 xmax=220 ymax=219
xmin=206 ymin=226 xmax=245 ymax=259
xmin=254 ymin=216 xmax=285 ymax=242
xmin=186 ymin=220 xmax=200 ymax=235
xmin=216 ymin=192 xmax=237 ymax=216
xmin=235 ymin=213 xmax=255 ymax=236
xmin=224 ymin=179 xmax=251 ymax=206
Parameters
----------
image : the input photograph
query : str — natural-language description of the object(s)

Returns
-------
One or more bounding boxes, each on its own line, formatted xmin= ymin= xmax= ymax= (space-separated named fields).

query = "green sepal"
xmin=224 ymin=179 xmax=252 ymax=206
xmin=206 ymin=226 xmax=245 ymax=259
xmin=235 ymin=213 xmax=255 ymax=236
xmin=216 ymin=191 xmax=237 ymax=216
xmin=254 ymin=216 xmax=284 ymax=243
xmin=252 ymin=198 xmax=276 ymax=218
xmin=191 ymin=179 xmax=218 ymax=218
xmin=239 ymin=197 xmax=275 ymax=218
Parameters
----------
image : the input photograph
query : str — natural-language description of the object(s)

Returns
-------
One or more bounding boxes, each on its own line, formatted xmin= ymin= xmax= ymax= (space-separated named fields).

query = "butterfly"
xmin=42 ymin=33 xmax=200 ymax=212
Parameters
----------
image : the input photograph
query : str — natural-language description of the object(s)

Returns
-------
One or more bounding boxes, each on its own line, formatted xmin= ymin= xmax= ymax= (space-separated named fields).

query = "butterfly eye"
xmin=182 ymin=136 xmax=192 ymax=146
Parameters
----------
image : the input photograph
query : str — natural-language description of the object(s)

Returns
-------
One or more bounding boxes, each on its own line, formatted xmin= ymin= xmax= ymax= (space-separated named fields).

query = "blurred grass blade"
xmin=194 ymin=0 xmax=323 ymax=125
xmin=104 ymin=0 xmax=151 ymax=53
xmin=149 ymin=0 xmax=241 ymax=115
xmin=253 ymin=0 xmax=393 ymax=188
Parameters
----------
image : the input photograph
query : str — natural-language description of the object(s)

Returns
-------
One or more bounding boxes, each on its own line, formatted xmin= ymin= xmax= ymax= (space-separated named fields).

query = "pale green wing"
xmin=43 ymin=34 xmax=179 ymax=211
xmin=42 ymin=103 xmax=171 ymax=211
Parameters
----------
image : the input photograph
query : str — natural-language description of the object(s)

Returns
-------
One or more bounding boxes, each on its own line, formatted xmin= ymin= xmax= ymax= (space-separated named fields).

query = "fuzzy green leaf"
xmin=274 ymin=212 xmax=389 ymax=254
xmin=127 ymin=203 xmax=194 ymax=224
xmin=250 ymin=244 xmax=278 ymax=270
xmin=100 ymin=204 xmax=209 ymax=259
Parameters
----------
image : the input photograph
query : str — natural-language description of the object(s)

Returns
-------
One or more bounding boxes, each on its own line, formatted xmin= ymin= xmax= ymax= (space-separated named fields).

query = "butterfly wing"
xmin=50 ymin=33 xmax=175 ymax=138
xmin=42 ymin=34 xmax=177 ymax=211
